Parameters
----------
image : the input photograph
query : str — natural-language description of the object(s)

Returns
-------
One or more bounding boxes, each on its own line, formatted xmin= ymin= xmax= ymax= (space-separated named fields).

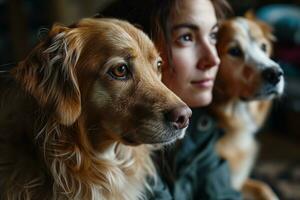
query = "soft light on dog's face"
xmin=13 ymin=18 xmax=191 ymax=146
xmin=216 ymin=17 xmax=284 ymax=100
xmin=70 ymin=19 xmax=191 ymax=145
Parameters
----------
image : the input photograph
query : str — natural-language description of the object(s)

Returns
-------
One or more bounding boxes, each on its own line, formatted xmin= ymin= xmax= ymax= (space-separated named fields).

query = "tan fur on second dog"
xmin=0 ymin=18 xmax=191 ymax=200
xmin=211 ymin=13 xmax=284 ymax=200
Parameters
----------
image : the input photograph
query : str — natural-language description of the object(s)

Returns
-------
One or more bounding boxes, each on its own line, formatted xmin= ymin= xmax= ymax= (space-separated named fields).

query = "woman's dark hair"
xmin=100 ymin=0 xmax=232 ymax=59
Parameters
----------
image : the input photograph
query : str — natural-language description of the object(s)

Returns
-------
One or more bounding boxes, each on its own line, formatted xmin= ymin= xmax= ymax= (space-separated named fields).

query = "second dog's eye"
xmin=109 ymin=64 xmax=130 ymax=80
xmin=228 ymin=46 xmax=243 ymax=57
xmin=261 ymin=43 xmax=267 ymax=52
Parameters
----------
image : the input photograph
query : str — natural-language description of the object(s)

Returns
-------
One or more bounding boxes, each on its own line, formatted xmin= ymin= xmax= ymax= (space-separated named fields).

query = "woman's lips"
xmin=191 ymin=78 xmax=214 ymax=88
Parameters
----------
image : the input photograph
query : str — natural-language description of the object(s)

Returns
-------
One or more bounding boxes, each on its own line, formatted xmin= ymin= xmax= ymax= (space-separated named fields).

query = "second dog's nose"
xmin=165 ymin=106 xmax=192 ymax=130
xmin=262 ymin=67 xmax=283 ymax=85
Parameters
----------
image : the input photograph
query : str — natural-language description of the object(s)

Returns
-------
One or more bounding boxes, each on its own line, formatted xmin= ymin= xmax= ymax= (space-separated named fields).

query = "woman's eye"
xmin=109 ymin=64 xmax=130 ymax=80
xmin=228 ymin=46 xmax=243 ymax=57
xmin=176 ymin=33 xmax=194 ymax=46
xmin=209 ymin=31 xmax=218 ymax=44
xmin=180 ymin=34 xmax=192 ymax=42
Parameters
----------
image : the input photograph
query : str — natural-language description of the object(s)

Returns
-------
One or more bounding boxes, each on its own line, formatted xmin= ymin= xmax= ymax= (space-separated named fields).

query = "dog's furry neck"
xmin=44 ymin=121 xmax=155 ymax=200
xmin=0 ymin=76 xmax=155 ymax=200
xmin=212 ymin=100 xmax=259 ymax=137
xmin=211 ymin=88 xmax=271 ymax=138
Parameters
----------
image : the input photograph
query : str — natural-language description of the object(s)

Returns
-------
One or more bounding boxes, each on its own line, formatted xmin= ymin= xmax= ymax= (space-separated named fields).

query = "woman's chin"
xmin=186 ymin=92 xmax=213 ymax=108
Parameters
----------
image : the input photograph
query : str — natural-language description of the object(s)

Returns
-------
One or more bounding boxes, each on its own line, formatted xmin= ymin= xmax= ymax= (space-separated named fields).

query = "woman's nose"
xmin=196 ymin=43 xmax=220 ymax=70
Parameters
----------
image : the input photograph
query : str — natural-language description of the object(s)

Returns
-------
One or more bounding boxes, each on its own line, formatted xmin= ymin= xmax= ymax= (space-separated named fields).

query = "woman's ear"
xmin=12 ymin=24 xmax=81 ymax=126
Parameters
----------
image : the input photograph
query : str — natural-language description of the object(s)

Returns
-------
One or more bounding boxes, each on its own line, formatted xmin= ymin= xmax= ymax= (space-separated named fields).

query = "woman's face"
xmin=161 ymin=0 xmax=220 ymax=107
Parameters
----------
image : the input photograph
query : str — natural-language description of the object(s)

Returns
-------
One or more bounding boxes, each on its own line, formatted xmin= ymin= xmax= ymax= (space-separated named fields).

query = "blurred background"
xmin=0 ymin=0 xmax=299 ymax=199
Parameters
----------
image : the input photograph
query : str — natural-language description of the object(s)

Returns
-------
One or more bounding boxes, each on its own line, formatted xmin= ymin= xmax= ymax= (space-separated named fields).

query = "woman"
xmin=101 ymin=0 xmax=242 ymax=199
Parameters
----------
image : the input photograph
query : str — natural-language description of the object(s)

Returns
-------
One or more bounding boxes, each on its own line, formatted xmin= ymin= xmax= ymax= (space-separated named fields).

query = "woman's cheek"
xmin=172 ymin=48 xmax=194 ymax=73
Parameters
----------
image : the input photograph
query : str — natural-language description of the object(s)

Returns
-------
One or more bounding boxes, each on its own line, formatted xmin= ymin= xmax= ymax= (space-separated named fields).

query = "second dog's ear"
xmin=245 ymin=10 xmax=256 ymax=20
xmin=258 ymin=22 xmax=277 ymax=42
xmin=12 ymin=24 xmax=81 ymax=126
xmin=245 ymin=10 xmax=276 ymax=42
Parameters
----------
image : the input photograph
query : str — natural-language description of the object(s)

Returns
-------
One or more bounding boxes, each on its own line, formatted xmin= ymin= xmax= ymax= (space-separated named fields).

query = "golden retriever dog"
xmin=211 ymin=13 xmax=284 ymax=200
xmin=0 ymin=18 xmax=192 ymax=200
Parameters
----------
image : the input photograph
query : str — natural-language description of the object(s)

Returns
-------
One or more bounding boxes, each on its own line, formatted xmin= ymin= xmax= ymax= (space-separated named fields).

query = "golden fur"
xmin=211 ymin=13 xmax=284 ymax=200
xmin=0 ymin=18 xmax=191 ymax=200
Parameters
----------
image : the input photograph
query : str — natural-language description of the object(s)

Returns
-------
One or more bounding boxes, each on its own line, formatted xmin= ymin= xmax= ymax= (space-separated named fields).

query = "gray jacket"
xmin=147 ymin=108 xmax=242 ymax=200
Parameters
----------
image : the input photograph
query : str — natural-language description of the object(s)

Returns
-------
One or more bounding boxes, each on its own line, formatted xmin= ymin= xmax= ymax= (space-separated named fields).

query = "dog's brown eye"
xmin=261 ymin=43 xmax=267 ymax=52
xmin=157 ymin=60 xmax=163 ymax=71
xmin=109 ymin=64 xmax=130 ymax=80
xmin=228 ymin=46 xmax=243 ymax=57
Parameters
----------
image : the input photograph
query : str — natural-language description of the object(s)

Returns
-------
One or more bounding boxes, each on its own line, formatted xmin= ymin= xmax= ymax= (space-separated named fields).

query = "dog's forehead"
xmin=232 ymin=18 xmax=266 ymax=41
xmin=115 ymin=21 xmax=159 ymax=59
xmin=77 ymin=18 xmax=159 ymax=59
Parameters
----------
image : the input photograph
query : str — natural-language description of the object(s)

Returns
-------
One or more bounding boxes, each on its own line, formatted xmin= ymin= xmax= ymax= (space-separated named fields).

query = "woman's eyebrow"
xmin=172 ymin=23 xmax=219 ymax=32
xmin=172 ymin=23 xmax=199 ymax=31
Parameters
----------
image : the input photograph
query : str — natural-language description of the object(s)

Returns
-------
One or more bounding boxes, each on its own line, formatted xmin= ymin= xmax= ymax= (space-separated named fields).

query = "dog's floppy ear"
xmin=259 ymin=22 xmax=277 ymax=42
xmin=12 ymin=23 xmax=81 ymax=126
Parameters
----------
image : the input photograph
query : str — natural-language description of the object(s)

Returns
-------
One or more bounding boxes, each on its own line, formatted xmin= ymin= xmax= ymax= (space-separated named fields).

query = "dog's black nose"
xmin=165 ymin=106 xmax=192 ymax=130
xmin=262 ymin=67 xmax=283 ymax=85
